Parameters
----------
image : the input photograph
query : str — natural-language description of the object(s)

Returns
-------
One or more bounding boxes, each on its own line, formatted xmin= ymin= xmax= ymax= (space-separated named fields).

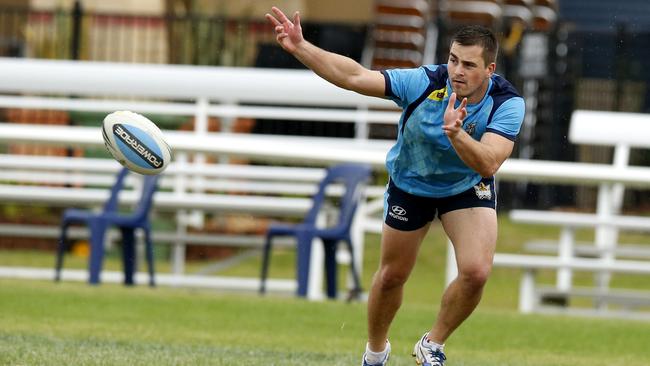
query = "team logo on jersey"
xmin=474 ymin=182 xmax=492 ymax=200
xmin=463 ymin=121 xmax=477 ymax=135
xmin=427 ymin=87 xmax=448 ymax=101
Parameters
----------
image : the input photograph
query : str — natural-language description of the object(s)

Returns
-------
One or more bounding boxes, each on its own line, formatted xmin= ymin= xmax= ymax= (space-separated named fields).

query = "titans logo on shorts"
xmin=384 ymin=177 xmax=497 ymax=231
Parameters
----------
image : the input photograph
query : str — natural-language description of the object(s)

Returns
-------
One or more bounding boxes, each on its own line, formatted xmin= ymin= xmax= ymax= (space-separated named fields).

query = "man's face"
xmin=447 ymin=42 xmax=495 ymax=104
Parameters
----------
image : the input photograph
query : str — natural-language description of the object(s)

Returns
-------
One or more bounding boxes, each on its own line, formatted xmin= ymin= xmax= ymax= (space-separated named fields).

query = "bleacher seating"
xmin=367 ymin=0 xmax=435 ymax=69
xmin=531 ymin=0 xmax=557 ymax=32
xmin=443 ymin=0 xmax=503 ymax=29
xmin=440 ymin=0 xmax=556 ymax=32
xmin=364 ymin=0 xmax=559 ymax=74
xmin=502 ymin=0 xmax=534 ymax=27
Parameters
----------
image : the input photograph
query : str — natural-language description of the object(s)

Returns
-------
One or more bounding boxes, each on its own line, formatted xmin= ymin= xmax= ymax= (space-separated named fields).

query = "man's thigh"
xmin=439 ymin=207 xmax=497 ymax=269
xmin=378 ymin=223 xmax=431 ymax=273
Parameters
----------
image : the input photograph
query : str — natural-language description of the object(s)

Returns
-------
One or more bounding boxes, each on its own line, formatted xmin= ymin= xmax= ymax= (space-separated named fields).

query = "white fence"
xmin=0 ymin=58 xmax=649 ymax=309
xmin=0 ymin=57 xmax=399 ymax=300
xmin=495 ymin=110 xmax=650 ymax=318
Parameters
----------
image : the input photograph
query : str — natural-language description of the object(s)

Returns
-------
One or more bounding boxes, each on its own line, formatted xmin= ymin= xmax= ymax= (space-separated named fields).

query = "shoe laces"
xmin=424 ymin=348 xmax=446 ymax=365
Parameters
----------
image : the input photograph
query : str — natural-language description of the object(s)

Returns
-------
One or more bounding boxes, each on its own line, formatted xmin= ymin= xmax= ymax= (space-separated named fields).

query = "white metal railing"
xmin=2 ymin=58 xmax=650 ymax=303
xmin=0 ymin=57 xmax=400 ymax=139
xmin=0 ymin=57 xmax=401 ymax=297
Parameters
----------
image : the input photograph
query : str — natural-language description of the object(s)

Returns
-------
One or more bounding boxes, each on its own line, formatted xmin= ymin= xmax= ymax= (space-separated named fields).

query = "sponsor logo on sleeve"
xmin=427 ymin=87 xmax=448 ymax=101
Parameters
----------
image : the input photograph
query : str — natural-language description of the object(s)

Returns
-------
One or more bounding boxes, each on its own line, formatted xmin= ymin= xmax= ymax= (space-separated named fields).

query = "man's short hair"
xmin=450 ymin=25 xmax=498 ymax=66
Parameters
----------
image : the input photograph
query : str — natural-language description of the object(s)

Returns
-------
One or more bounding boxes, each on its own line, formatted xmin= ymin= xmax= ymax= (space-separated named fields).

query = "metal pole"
xmin=70 ymin=0 xmax=82 ymax=60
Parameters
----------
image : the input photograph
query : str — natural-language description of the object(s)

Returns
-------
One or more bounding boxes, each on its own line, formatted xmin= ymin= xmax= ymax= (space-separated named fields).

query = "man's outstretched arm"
xmin=266 ymin=7 xmax=385 ymax=98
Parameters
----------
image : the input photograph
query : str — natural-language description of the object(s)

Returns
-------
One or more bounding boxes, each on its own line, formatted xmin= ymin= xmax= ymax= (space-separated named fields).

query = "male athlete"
xmin=266 ymin=7 xmax=525 ymax=366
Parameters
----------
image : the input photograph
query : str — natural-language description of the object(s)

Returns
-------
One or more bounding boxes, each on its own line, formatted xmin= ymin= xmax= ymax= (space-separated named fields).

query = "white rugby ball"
xmin=102 ymin=111 xmax=172 ymax=175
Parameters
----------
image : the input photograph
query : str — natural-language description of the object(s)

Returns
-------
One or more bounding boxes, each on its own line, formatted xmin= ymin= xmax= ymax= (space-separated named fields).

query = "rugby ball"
xmin=102 ymin=111 xmax=172 ymax=175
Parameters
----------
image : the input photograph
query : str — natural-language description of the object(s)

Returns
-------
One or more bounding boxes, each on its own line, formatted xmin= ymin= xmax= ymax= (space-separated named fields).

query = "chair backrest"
xmin=103 ymin=167 xmax=130 ymax=213
xmin=303 ymin=163 xmax=373 ymax=231
xmin=131 ymin=174 xmax=161 ymax=221
xmin=103 ymin=168 xmax=160 ymax=220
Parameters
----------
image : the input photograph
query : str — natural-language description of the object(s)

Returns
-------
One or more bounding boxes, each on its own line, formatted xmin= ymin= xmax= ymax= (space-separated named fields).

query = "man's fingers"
xmin=265 ymin=13 xmax=281 ymax=26
xmin=459 ymin=97 xmax=468 ymax=111
xmin=442 ymin=119 xmax=462 ymax=132
xmin=293 ymin=11 xmax=301 ymax=26
xmin=272 ymin=6 xmax=291 ymax=24
xmin=444 ymin=119 xmax=461 ymax=128
xmin=447 ymin=92 xmax=457 ymax=110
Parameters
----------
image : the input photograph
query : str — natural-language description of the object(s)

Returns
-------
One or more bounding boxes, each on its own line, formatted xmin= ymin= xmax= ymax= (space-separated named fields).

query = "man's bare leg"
xmin=428 ymin=207 xmax=497 ymax=344
xmin=367 ymin=223 xmax=431 ymax=351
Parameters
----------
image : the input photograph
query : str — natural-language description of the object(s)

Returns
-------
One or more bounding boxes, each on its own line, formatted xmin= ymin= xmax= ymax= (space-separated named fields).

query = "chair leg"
xmin=259 ymin=234 xmax=274 ymax=294
xmin=344 ymin=238 xmax=363 ymax=301
xmin=55 ymin=222 xmax=70 ymax=282
xmin=322 ymin=239 xmax=338 ymax=299
xmin=144 ymin=227 xmax=155 ymax=287
xmin=121 ymin=228 xmax=136 ymax=286
xmin=295 ymin=231 xmax=314 ymax=298
xmin=88 ymin=220 xmax=108 ymax=285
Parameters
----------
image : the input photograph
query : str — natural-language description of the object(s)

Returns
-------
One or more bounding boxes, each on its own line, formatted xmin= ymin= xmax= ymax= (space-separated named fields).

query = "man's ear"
xmin=487 ymin=62 xmax=496 ymax=77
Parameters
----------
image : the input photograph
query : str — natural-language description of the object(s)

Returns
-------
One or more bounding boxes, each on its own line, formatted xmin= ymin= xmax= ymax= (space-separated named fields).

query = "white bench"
xmin=501 ymin=110 xmax=650 ymax=315
xmin=2 ymin=58 xmax=648 ymax=304
xmin=0 ymin=150 xmax=385 ymax=299
xmin=0 ymin=57 xmax=403 ymax=298
xmin=443 ymin=110 xmax=650 ymax=317
xmin=523 ymin=241 xmax=650 ymax=260
xmin=493 ymin=253 xmax=650 ymax=319
xmin=511 ymin=210 xmax=650 ymax=242
xmin=509 ymin=209 xmax=650 ymax=291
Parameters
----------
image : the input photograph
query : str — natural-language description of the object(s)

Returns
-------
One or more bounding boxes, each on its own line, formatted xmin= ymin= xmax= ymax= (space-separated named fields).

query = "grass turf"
xmin=1 ymin=280 xmax=649 ymax=365
xmin=1 ymin=217 xmax=649 ymax=365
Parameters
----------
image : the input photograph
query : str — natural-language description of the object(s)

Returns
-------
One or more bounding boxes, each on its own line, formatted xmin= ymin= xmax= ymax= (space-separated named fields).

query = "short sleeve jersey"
xmin=381 ymin=64 xmax=525 ymax=198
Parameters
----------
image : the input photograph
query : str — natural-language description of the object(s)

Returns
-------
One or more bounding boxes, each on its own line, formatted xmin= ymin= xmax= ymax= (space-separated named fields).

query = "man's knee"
xmin=376 ymin=266 xmax=410 ymax=290
xmin=458 ymin=263 xmax=491 ymax=288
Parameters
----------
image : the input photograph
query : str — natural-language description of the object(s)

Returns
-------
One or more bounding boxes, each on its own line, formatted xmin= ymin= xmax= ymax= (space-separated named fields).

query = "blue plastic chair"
xmin=55 ymin=168 xmax=160 ymax=286
xmin=259 ymin=163 xmax=372 ymax=299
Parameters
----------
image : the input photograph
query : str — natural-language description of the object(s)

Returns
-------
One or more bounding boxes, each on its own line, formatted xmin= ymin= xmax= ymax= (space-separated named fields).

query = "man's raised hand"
xmin=265 ymin=7 xmax=304 ymax=54
xmin=443 ymin=92 xmax=468 ymax=138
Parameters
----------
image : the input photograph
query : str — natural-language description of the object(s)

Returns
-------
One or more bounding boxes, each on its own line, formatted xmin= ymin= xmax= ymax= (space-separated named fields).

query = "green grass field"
xmin=1 ymin=217 xmax=649 ymax=365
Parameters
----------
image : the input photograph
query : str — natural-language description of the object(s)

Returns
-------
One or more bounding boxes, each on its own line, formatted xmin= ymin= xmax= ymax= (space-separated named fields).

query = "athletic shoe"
xmin=361 ymin=340 xmax=391 ymax=366
xmin=412 ymin=333 xmax=446 ymax=366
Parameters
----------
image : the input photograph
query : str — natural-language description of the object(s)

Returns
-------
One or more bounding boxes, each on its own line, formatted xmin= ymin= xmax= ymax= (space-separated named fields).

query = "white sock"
xmin=364 ymin=342 xmax=388 ymax=364
xmin=423 ymin=334 xmax=444 ymax=351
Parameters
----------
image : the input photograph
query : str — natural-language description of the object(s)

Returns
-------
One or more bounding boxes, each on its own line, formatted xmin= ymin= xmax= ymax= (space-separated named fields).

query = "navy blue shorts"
xmin=383 ymin=177 xmax=497 ymax=231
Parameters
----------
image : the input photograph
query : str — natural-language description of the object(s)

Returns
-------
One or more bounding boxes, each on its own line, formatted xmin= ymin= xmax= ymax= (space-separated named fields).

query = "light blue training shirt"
xmin=380 ymin=64 xmax=525 ymax=198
